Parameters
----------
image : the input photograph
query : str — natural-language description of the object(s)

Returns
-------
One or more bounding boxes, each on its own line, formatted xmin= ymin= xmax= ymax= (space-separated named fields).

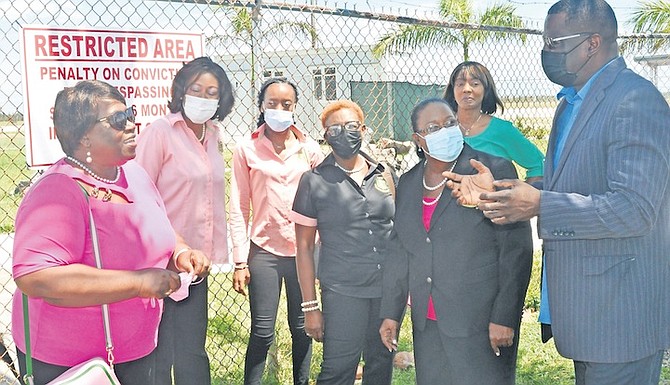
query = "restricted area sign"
xmin=20 ymin=25 xmax=204 ymax=167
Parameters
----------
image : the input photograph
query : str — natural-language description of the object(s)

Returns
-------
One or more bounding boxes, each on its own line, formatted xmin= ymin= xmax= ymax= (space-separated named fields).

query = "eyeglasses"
xmin=325 ymin=121 xmax=362 ymax=137
xmin=97 ymin=107 xmax=136 ymax=131
xmin=416 ymin=122 xmax=457 ymax=137
xmin=543 ymin=32 xmax=594 ymax=50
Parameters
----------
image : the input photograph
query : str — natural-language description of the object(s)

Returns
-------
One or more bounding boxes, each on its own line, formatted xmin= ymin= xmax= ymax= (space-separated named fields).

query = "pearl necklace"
xmin=422 ymin=160 xmax=457 ymax=191
xmin=66 ymin=155 xmax=120 ymax=184
xmin=198 ymin=124 xmax=206 ymax=142
xmin=459 ymin=112 xmax=482 ymax=136
xmin=335 ymin=161 xmax=365 ymax=174
xmin=422 ymin=190 xmax=443 ymax=206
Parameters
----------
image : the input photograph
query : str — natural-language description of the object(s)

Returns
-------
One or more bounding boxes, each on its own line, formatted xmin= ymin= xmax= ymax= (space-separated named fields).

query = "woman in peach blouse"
xmin=229 ymin=77 xmax=324 ymax=385
xmin=136 ymin=57 xmax=234 ymax=385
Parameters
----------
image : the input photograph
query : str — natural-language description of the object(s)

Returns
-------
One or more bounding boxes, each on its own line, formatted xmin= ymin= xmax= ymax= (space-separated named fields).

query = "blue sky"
xmin=362 ymin=0 xmax=638 ymax=33
xmin=473 ymin=0 xmax=638 ymax=33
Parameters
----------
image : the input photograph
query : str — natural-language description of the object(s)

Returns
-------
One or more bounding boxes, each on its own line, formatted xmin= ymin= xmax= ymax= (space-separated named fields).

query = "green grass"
xmin=516 ymin=315 xmax=573 ymax=385
xmin=2 ymin=121 xmax=668 ymax=385
xmin=205 ymin=259 xmax=670 ymax=385
xmin=0 ymin=128 xmax=35 ymax=232
xmin=205 ymin=274 xmax=416 ymax=384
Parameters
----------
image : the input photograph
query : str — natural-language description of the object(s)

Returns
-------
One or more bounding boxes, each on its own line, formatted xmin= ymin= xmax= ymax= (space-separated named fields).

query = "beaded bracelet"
xmin=302 ymin=305 xmax=320 ymax=313
xmin=300 ymin=300 xmax=319 ymax=307
xmin=173 ymin=247 xmax=191 ymax=266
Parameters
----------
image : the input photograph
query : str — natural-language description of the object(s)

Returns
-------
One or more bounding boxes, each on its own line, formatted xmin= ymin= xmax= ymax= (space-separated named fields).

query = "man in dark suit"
xmin=472 ymin=1 xmax=670 ymax=384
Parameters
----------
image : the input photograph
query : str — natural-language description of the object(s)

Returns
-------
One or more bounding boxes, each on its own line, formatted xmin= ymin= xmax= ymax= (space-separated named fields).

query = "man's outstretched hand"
xmin=444 ymin=159 xmax=495 ymax=207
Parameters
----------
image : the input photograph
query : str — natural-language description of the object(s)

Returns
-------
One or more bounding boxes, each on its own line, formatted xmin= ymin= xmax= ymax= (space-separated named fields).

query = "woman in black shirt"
xmin=290 ymin=100 xmax=396 ymax=385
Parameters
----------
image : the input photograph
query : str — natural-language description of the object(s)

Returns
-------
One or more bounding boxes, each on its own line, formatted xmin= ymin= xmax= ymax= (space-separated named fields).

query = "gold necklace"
xmin=269 ymin=131 xmax=292 ymax=151
xmin=91 ymin=187 xmax=113 ymax=202
xmin=459 ymin=113 xmax=482 ymax=136
xmin=271 ymin=142 xmax=285 ymax=152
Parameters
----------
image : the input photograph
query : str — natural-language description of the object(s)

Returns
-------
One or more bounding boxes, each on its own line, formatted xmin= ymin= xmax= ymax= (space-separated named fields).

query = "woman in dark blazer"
xmin=379 ymin=98 xmax=532 ymax=385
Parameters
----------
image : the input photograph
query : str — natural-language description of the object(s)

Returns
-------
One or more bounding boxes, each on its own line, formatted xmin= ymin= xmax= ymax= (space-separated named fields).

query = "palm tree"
xmin=625 ymin=0 xmax=670 ymax=52
xmin=372 ymin=0 xmax=525 ymax=60
xmin=209 ymin=5 xmax=318 ymax=84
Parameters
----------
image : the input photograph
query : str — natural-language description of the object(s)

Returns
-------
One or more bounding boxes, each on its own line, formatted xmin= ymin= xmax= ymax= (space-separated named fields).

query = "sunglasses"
xmin=97 ymin=107 xmax=136 ymax=131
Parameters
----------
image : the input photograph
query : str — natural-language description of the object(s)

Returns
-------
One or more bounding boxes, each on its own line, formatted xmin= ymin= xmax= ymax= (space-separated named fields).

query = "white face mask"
xmin=418 ymin=124 xmax=464 ymax=162
xmin=183 ymin=94 xmax=218 ymax=124
xmin=264 ymin=109 xmax=294 ymax=132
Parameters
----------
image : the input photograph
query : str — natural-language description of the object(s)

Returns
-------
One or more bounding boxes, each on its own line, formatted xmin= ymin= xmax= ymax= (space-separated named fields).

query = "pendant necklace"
xmin=459 ymin=112 xmax=482 ymax=136
xmin=91 ymin=187 xmax=113 ymax=202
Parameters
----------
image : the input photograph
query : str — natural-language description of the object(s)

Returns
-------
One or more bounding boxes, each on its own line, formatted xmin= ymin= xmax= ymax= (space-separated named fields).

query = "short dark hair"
xmin=443 ymin=61 xmax=504 ymax=115
xmin=53 ymin=80 xmax=125 ymax=155
xmin=548 ymin=0 xmax=618 ymax=42
xmin=256 ymin=77 xmax=299 ymax=128
xmin=168 ymin=56 xmax=235 ymax=121
xmin=410 ymin=97 xmax=454 ymax=132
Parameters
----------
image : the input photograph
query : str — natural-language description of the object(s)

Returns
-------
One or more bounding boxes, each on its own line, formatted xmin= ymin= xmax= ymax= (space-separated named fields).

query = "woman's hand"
xmin=304 ymin=310 xmax=324 ymax=342
xmin=136 ymin=268 xmax=181 ymax=299
xmin=174 ymin=248 xmax=212 ymax=278
xmin=379 ymin=318 xmax=399 ymax=352
xmin=232 ymin=267 xmax=250 ymax=296
xmin=489 ymin=322 xmax=515 ymax=356
xmin=444 ymin=159 xmax=495 ymax=207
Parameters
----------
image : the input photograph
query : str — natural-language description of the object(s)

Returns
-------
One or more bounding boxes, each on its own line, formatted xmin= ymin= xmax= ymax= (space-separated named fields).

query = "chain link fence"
xmin=1 ymin=0 xmax=669 ymax=383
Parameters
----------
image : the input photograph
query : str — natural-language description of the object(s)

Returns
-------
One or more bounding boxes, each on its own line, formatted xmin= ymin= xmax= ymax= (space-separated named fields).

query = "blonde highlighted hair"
xmin=320 ymin=100 xmax=365 ymax=128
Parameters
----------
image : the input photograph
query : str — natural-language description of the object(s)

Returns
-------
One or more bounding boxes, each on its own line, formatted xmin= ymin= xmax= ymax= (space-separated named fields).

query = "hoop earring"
xmin=86 ymin=151 xmax=92 ymax=163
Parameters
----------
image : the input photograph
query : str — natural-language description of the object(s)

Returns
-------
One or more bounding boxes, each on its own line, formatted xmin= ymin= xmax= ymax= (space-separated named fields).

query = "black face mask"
xmin=326 ymin=129 xmax=362 ymax=159
xmin=541 ymin=37 xmax=592 ymax=87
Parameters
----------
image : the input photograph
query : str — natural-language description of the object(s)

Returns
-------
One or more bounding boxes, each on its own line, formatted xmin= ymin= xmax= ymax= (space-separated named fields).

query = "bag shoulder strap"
xmin=22 ymin=293 xmax=33 ymax=385
xmin=77 ymin=183 xmax=115 ymax=366
xmin=22 ymin=182 xmax=115 ymax=384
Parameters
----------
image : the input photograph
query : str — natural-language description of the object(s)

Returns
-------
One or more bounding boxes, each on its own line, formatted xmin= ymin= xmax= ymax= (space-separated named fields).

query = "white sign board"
xmin=20 ymin=26 xmax=204 ymax=168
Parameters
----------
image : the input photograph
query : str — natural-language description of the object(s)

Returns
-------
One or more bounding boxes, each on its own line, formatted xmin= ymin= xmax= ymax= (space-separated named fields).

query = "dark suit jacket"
xmin=380 ymin=144 xmax=533 ymax=338
xmin=539 ymin=57 xmax=670 ymax=362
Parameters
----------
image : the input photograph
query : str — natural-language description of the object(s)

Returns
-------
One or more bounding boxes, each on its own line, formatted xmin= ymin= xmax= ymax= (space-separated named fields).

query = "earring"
xmin=86 ymin=151 xmax=92 ymax=163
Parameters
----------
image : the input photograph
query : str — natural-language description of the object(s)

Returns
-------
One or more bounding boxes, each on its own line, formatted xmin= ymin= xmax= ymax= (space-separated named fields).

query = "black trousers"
xmin=155 ymin=276 xmax=211 ymax=385
xmin=317 ymin=288 xmax=394 ymax=385
xmin=243 ymin=244 xmax=312 ymax=385
xmin=17 ymin=348 xmax=156 ymax=385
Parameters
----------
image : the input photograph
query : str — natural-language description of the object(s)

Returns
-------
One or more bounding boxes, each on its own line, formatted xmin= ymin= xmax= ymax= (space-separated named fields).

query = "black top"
xmin=292 ymin=152 xmax=395 ymax=298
